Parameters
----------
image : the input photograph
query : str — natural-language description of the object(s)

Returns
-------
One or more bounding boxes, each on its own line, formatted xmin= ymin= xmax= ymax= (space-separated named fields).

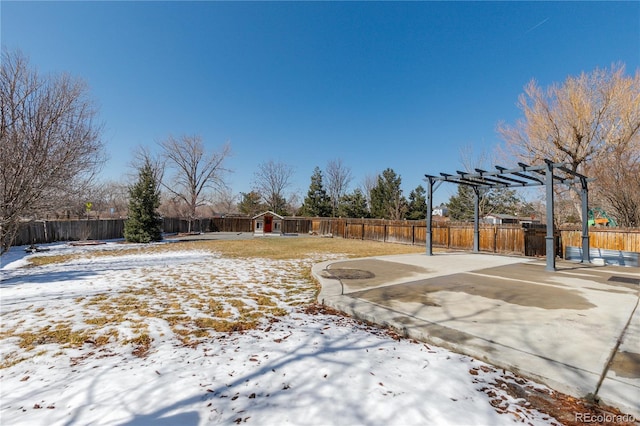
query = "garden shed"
xmin=253 ymin=211 xmax=283 ymax=236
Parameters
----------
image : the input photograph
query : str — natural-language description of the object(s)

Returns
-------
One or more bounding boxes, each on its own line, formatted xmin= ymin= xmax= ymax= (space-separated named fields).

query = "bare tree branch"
xmin=498 ymin=63 xmax=640 ymax=225
xmin=252 ymin=160 xmax=294 ymax=215
xmin=325 ymin=158 xmax=352 ymax=217
xmin=159 ymin=134 xmax=231 ymax=231
xmin=1 ymin=48 xmax=105 ymax=253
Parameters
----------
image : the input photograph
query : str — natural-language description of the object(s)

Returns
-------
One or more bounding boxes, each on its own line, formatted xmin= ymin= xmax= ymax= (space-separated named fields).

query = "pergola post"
xmin=545 ymin=160 xmax=556 ymax=271
xmin=473 ymin=187 xmax=480 ymax=253
xmin=581 ymin=177 xmax=590 ymax=263
xmin=426 ymin=177 xmax=434 ymax=256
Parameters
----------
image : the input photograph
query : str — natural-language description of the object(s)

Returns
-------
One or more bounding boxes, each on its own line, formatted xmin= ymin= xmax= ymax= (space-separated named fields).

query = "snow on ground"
xmin=1 ymin=242 xmax=561 ymax=425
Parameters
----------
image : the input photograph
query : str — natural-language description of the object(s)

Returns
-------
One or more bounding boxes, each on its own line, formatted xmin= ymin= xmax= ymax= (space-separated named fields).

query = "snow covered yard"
xmin=0 ymin=241 xmax=565 ymax=425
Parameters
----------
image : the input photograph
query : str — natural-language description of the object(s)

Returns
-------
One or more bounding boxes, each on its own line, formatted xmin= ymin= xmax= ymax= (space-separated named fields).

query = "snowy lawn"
xmin=1 ymin=239 xmax=568 ymax=425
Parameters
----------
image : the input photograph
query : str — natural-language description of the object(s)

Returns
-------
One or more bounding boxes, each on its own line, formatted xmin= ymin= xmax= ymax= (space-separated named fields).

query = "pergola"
xmin=424 ymin=159 xmax=593 ymax=271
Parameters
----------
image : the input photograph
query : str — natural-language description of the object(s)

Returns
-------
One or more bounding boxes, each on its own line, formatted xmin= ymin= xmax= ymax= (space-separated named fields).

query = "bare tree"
xmin=130 ymin=146 xmax=164 ymax=194
xmin=589 ymin=144 xmax=640 ymax=226
xmin=100 ymin=181 xmax=130 ymax=218
xmin=498 ymin=63 xmax=640 ymax=224
xmin=325 ymin=158 xmax=352 ymax=217
xmin=252 ymin=160 xmax=294 ymax=215
xmin=360 ymin=173 xmax=378 ymax=210
xmin=211 ymin=188 xmax=239 ymax=215
xmin=0 ymin=49 xmax=105 ymax=253
xmin=159 ymin=135 xmax=231 ymax=232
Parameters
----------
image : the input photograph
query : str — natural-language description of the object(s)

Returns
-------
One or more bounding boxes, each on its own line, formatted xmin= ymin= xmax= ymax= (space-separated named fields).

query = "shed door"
xmin=264 ymin=215 xmax=272 ymax=233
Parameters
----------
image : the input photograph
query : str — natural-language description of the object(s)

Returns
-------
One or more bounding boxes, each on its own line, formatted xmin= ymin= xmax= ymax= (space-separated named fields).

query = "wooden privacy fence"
xmin=11 ymin=216 xmax=305 ymax=246
xmin=311 ymin=218 xmax=639 ymax=259
xmin=13 ymin=219 xmax=126 ymax=246
xmin=312 ymin=218 xmax=534 ymax=254
xmin=9 ymin=216 xmax=640 ymax=262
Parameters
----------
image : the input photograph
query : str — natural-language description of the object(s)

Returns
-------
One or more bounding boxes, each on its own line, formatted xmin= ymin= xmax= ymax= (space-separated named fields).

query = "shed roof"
xmin=252 ymin=211 xmax=284 ymax=220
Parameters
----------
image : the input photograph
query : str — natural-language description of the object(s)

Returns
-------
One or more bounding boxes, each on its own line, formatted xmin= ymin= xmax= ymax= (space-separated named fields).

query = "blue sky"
xmin=2 ymin=1 xmax=639 ymax=206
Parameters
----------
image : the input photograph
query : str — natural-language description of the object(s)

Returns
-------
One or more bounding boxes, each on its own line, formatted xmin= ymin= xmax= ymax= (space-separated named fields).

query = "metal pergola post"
xmin=473 ymin=187 xmax=480 ymax=253
xmin=426 ymin=177 xmax=434 ymax=256
xmin=544 ymin=160 xmax=556 ymax=271
xmin=581 ymin=177 xmax=590 ymax=263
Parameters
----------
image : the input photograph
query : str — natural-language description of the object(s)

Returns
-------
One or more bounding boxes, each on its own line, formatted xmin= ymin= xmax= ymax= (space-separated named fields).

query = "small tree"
xmin=406 ymin=185 xmax=427 ymax=220
xmin=447 ymin=185 xmax=478 ymax=221
xmin=370 ymin=168 xmax=406 ymax=220
xmin=300 ymin=167 xmax=331 ymax=217
xmin=238 ymin=191 xmax=265 ymax=217
xmin=325 ymin=159 xmax=352 ymax=217
xmin=124 ymin=161 xmax=162 ymax=243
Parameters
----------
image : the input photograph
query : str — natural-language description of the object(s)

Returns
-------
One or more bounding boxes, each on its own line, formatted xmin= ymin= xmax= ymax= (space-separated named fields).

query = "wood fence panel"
xmin=210 ymin=217 xmax=252 ymax=232
xmin=479 ymin=226 xmax=495 ymax=252
xmin=431 ymin=223 xmax=450 ymax=247
xmin=525 ymin=228 xmax=547 ymax=256
xmin=496 ymin=225 xmax=524 ymax=254
xmin=413 ymin=225 xmax=427 ymax=246
xmin=448 ymin=224 xmax=474 ymax=250
xmin=345 ymin=220 xmax=365 ymax=240
xmin=560 ymin=228 xmax=640 ymax=253
xmin=282 ymin=218 xmax=311 ymax=234
xmin=386 ymin=221 xmax=415 ymax=245
xmin=363 ymin=222 xmax=386 ymax=242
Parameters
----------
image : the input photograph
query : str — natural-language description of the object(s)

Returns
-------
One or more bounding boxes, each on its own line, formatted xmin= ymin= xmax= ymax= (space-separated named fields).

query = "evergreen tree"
xmin=485 ymin=188 xmax=522 ymax=215
xmin=447 ymin=185 xmax=525 ymax=221
xmin=406 ymin=185 xmax=427 ymax=220
xmin=124 ymin=160 xmax=163 ymax=243
xmin=238 ymin=191 xmax=265 ymax=216
xmin=271 ymin=194 xmax=290 ymax=216
xmin=338 ymin=188 xmax=369 ymax=218
xmin=300 ymin=167 xmax=331 ymax=217
xmin=370 ymin=168 xmax=407 ymax=219
xmin=447 ymin=185 xmax=478 ymax=221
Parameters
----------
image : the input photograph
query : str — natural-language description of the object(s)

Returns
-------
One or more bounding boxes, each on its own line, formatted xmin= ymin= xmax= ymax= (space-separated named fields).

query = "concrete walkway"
xmin=312 ymin=252 xmax=640 ymax=417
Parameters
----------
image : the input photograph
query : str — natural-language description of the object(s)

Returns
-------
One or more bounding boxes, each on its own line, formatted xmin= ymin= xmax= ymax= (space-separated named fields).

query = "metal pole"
xmin=581 ymin=177 xmax=590 ymax=263
xmin=426 ymin=177 xmax=433 ymax=255
xmin=545 ymin=160 xmax=556 ymax=271
xmin=473 ymin=187 xmax=480 ymax=253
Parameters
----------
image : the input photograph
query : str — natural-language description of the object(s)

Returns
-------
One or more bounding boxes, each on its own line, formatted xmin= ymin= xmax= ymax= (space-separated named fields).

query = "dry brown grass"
xmin=28 ymin=236 xmax=424 ymax=266
xmin=3 ymin=237 xmax=426 ymax=364
xmin=182 ymin=236 xmax=425 ymax=259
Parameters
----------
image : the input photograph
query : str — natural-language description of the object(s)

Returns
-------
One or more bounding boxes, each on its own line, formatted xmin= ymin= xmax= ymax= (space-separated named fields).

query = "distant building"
xmin=432 ymin=205 xmax=448 ymax=217
xmin=482 ymin=213 xmax=540 ymax=225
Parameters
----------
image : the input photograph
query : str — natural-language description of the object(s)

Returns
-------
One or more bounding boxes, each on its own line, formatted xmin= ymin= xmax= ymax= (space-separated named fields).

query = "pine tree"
xmin=447 ymin=185 xmax=479 ymax=221
xmin=370 ymin=168 xmax=406 ymax=219
xmin=300 ymin=167 xmax=331 ymax=217
xmin=406 ymin=185 xmax=427 ymax=220
xmin=447 ymin=185 xmax=523 ymax=221
xmin=338 ymin=188 xmax=369 ymax=218
xmin=238 ymin=191 xmax=265 ymax=216
xmin=124 ymin=161 xmax=163 ymax=243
